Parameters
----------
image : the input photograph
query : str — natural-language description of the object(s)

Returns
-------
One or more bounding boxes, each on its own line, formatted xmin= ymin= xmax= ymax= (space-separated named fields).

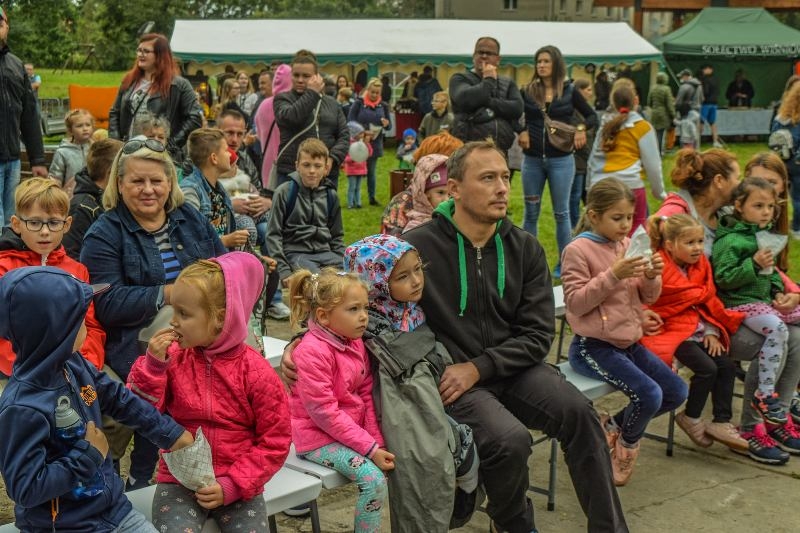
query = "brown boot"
xmin=704 ymin=421 xmax=749 ymax=452
xmin=611 ymin=439 xmax=640 ymax=486
xmin=675 ymin=411 xmax=713 ymax=448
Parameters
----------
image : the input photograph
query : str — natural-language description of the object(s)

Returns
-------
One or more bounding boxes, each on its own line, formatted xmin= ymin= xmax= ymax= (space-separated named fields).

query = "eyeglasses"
xmin=18 ymin=217 xmax=67 ymax=232
xmin=475 ymin=50 xmax=499 ymax=57
xmin=122 ymin=138 xmax=166 ymax=154
xmin=136 ymin=48 xmax=155 ymax=56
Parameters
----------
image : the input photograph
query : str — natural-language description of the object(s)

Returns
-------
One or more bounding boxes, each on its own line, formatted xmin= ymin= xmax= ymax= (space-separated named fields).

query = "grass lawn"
xmin=37 ymin=72 xmax=798 ymax=279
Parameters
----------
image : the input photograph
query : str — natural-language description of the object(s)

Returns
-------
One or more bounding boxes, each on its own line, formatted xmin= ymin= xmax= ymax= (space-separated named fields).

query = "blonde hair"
xmin=647 ymin=213 xmax=702 ymax=252
xmin=64 ymin=109 xmax=94 ymax=142
xmin=235 ymin=70 xmax=254 ymax=94
xmin=574 ymin=178 xmax=635 ymax=234
xmin=363 ymin=77 xmax=383 ymax=96
xmin=287 ymin=267 xmax=367 ymax=330
xmin=15 ymin=177 xmax=69 ymax=216
xmin=777 ymin=82 xmax=800 ymax=124
xmin=175 ymin=259 xmax=226 ymax=326
xmin=102 ymin=143 xmax=184 ymax=212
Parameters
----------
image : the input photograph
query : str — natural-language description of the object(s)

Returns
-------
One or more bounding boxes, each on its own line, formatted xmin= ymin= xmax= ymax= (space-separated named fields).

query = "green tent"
xmin=658 ymin=7 xmax=800 ymax=108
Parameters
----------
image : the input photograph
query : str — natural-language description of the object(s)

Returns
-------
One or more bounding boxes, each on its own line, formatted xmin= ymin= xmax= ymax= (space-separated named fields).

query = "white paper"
xmin=624 ymin=225 xmax=653 ymax=268
xmin=161 ymin=427 xmax=216 ymax=491
xmin=755 ymin=231 xmax=788 ymax=275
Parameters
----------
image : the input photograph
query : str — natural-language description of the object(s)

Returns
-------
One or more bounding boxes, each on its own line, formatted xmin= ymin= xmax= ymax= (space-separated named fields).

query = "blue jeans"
xmin=366 ymin=157 xmax=378 ymax=202
xmin=112 ymin=509 xmax=158 ymax=533
xmin=569 ymin=171 xmax=585 ymax=229
xmin=347 ymin=175 xmax=363 ymax=207
xmin=522 ymin=154 xmax=575 ymax=257
xmin=569 ymin=335 xmax=688 ymax=444
xmin=0 ymin=159 xmax=21 ymax=227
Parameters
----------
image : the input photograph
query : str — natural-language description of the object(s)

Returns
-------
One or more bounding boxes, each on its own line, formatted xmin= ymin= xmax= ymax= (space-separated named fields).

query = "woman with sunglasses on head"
xmin=81 ymin=138 xmax=226 ymax=491
xmin=109 ymin=33 xmax=202 ymax=165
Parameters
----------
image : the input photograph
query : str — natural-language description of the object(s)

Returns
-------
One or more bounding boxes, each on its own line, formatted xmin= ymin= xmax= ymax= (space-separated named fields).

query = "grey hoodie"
xmin=49 ymin=138 xmax=90 ymax=192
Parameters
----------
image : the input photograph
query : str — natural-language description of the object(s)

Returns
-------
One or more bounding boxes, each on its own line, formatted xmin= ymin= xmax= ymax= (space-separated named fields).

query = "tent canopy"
xmin=658 ymin=7 xmax=800 ymax=58
xmin=171 ymin=18 xmax=663 ymax=67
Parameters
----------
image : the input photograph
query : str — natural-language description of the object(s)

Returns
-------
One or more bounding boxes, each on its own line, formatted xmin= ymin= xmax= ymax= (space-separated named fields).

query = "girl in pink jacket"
xmin=561 ymin=178 xmax=687 ymax=487
xmin=287 ymin=268 xmax=394 ymax=533
xmin=127 ymin=252 xmax=290 ymax=530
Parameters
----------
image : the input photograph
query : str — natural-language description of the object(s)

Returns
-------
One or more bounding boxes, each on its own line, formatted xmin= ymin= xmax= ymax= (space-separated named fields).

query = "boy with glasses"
xmin=0 ymin=178 xmax=106 ymax=392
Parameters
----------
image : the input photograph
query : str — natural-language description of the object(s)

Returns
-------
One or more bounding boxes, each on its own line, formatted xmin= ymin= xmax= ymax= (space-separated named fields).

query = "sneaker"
xmin=752 ymin=392 xmax=788 ymax=425
xmin=599 ymin=412 xmax=620 ymax=450
xmin=768 ymin=418 xmax=800 ymax=455
xmin=704 ymin=421 xmax=749 ymax=452
xmin=267 ymin=302 xmax=291 ymax=321
xmin=675 ymin=411 xmax=713 ymax=448
xmin=790 ymin=392 xmax=800 ymax=424
xmin=283 ymin=503 xmax=311 ymax=517
xmin=733 ymin=424 xmax=790 ymax=465
xmin=611 ymin=439 xmax=640 ymax=486
xmin=369 ymin=198 xmax=379 ymax=206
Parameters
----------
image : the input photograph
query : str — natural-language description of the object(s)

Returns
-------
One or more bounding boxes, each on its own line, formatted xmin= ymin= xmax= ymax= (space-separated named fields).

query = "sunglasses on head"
xmin=122 ymin=138 xmax=166 ymax=154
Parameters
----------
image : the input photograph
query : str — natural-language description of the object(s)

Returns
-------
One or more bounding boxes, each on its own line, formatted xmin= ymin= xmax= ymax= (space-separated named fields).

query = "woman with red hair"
xmin=109 ymin=33 xmax=202 ymax=163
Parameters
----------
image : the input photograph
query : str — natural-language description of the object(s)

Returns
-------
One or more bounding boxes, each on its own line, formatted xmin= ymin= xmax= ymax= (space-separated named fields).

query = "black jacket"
xmin=522 ymin=81 xmax=597 ymax=158
xmin=63 ymin=168 xmax=104 ymax=260
xmin=0 ymin=45 xmax=44 ymax=164
xmin=108 ymin=75 xmax=202 ymax=162
xmin=273 ymin=89 xmax=349 ymax=175
xmin=403 ymin=206 xmax=554 ymax=383
xmin=449 ymin=71 xmax=523 ymax=152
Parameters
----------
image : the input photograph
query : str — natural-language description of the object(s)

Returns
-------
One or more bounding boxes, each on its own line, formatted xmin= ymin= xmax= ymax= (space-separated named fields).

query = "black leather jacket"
xmin=0 ymin=45 xmax=44 ymax=164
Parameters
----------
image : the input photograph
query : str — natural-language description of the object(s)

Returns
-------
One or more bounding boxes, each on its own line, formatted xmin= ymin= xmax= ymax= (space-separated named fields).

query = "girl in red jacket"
xmin=287 ymin=268 xmax=395 ymax=533
xmin=127 ymin=252 xmax=290 ymax=531
xmin=641 ymin=214 xmax=747 ymax=452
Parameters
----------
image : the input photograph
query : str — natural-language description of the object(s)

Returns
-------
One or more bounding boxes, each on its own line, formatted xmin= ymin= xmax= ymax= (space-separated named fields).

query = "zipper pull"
xmin=476 ymin=247 xmax=482 ymax=262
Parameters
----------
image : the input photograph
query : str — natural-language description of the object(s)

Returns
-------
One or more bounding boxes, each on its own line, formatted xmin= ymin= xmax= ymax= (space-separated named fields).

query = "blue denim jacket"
xmin=180 ymin=166 xmax=236 ymax=236
xmin=81 ymin=202 xmax=226 ymax=378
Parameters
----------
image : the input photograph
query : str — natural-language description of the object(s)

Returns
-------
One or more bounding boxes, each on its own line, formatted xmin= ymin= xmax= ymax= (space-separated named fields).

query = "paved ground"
xmin=2 ymin=313 xmax=799 ymax=531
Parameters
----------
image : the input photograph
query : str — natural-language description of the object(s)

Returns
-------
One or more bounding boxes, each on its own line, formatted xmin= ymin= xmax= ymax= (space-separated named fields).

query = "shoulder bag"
xmin=267 ymin=98 xmax=323 ymax=189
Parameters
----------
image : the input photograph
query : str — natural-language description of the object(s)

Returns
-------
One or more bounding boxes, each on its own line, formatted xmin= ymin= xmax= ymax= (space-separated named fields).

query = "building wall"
xmin=434 ymin=0 xmax=672 ymax=40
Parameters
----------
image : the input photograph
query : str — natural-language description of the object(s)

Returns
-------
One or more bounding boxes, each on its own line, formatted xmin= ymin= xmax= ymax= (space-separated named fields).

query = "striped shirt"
xmin=152 ymin=223 xmax=181 ymax=283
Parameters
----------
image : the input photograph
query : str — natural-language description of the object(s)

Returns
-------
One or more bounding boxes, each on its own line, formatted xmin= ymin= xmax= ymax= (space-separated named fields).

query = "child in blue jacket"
xmin=0 ymin=267 xmax=192 ymax=532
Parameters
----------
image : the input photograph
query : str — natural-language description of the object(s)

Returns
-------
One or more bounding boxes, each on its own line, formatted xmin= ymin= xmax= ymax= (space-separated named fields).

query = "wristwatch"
xmin=576 ymin=124 xmax=587 ymax=132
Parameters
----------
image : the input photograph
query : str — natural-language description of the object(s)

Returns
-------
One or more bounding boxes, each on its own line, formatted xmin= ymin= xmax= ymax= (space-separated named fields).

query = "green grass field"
xmin=38 ymin=71 xmax=800 ymax=279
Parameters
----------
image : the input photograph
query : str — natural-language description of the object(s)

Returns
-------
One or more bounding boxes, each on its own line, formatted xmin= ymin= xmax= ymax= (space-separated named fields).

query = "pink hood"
xmin=205 ymin=251 xmax=264 ymax=358
xmin=256 ymin=64 xmax=293 ymax=186
xmin=404 ymin=153 xmax=449 ymax=233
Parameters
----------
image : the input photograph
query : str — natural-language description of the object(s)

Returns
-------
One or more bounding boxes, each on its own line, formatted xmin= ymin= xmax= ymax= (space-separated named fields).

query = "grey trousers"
xmin=737 ymin=324 xmax=800 ymax=431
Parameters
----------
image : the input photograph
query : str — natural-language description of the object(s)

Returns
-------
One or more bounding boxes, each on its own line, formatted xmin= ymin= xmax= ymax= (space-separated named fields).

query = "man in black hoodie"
xmin=403 ymin=141 xmax=628 ymax=533
xmin=0 ymin=7 xmax=47 ymax=228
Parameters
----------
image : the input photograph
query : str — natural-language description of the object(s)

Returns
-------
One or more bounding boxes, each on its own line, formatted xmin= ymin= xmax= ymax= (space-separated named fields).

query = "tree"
xmin=5 ymin=0 xmax=79 ymax=68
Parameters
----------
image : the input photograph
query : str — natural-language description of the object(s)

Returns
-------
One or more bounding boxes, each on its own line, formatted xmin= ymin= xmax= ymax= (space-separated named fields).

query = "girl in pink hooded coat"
xmin=287 ymin=267 xmax=395 ymax=533
xmin=255 ymin=64 xmax=292 ymax=188
xmin=127 ymin=252 xmax=290 ymax=531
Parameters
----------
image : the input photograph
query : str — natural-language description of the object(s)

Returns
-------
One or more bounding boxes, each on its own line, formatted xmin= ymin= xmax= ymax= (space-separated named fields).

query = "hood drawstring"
xmin=451 ymin=213 xmax=505 ymax=317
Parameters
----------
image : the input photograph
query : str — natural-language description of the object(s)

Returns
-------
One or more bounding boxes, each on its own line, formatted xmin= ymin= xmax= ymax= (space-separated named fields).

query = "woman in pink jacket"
xmin=127 ymin=252 xmax=290 ymax=530
xmin=254 ymin=64 xmax=292 ymax=189
xmin=561 ymin=178 xmax=687 ymax=487
xmin=287 ymin=268 xmax=395 ymax=533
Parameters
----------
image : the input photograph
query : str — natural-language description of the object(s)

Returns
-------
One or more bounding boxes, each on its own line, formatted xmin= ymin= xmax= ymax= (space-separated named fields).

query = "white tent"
xmin=171 ymin=18 xmax=663 ymax=88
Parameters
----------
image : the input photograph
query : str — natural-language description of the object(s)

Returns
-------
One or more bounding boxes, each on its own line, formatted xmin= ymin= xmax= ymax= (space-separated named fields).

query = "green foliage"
xmin=5 ymin=0 xmax=79 ymax=68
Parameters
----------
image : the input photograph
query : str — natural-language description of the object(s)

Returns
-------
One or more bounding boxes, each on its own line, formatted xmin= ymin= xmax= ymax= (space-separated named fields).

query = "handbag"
xmin=267 ymin=99 xmax=323 ymax=189
xmin=543 ymin=113 xmax=576 ymax=153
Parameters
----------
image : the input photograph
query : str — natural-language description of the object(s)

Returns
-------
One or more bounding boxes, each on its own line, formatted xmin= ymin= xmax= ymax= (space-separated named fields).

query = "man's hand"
xmin=482 ymin=64 xmax=498 ymax=79
xmin=84 ymin=421 xmax=109 ymax=459
xmin=248 ymin=196 xmax=271 ymax=218
xmin=221 ymin=229 xmax=250 ymax=249
xmin=170 ymin=430 xmax=195 ymax=451
xmin=641 ymin=309 xmax=664 ymax=336
xmin=195 ymin=483 xmax=224 ymax=509
xmin=371 ymin=449 xmax=395 ymax=472
xmin=280 ymin=338 xmax=302 ymax=389
xmin=439 ymin=362 xmax=480 ymax=406
xmin=31 ymin=166 xmax=48 ymax=178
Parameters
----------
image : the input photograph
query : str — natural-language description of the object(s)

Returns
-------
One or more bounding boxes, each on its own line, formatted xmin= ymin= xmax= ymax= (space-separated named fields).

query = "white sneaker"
xmin=267 ymin=302 xmax=290 ymax=320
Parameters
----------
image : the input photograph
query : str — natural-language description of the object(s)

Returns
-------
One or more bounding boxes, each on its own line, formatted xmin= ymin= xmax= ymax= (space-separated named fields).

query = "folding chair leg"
xmin=309 ymin=500 xmax=321 ymax=533
xmin=666 ymin=410 xmax=676 ymax=457
xmin=547 ymin=438 xmax=558 ymax=511
xmin=556 ymin=318 xmax=567 ymax=364
xmin=268 ymin=515 xmax=278 ymax=532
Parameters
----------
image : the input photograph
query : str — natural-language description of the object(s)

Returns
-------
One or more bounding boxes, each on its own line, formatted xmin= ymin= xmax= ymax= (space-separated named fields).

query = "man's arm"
xmin=489 ymin=78 xmax=524 ymax=122
xmin=449 ymin=72 xmax=491 ymax=113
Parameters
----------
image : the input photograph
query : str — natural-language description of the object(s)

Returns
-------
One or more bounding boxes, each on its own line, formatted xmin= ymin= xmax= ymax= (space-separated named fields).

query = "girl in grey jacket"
xmin=49 ymin=109 xmax=94 ymax=198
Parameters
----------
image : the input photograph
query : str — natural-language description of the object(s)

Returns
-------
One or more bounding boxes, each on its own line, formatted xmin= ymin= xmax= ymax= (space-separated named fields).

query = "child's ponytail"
xmin=287 ymin=269 xmax=315 ymax=330
xmin=647 ymin=213 xmax=702 ymax=252
xmin=600 ymin=85 xmax=635 ymax=152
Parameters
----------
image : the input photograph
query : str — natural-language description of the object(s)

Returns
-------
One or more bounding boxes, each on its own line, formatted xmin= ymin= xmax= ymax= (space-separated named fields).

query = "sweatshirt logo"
xmin=81 ymin=385 xmax=97 ymax=407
